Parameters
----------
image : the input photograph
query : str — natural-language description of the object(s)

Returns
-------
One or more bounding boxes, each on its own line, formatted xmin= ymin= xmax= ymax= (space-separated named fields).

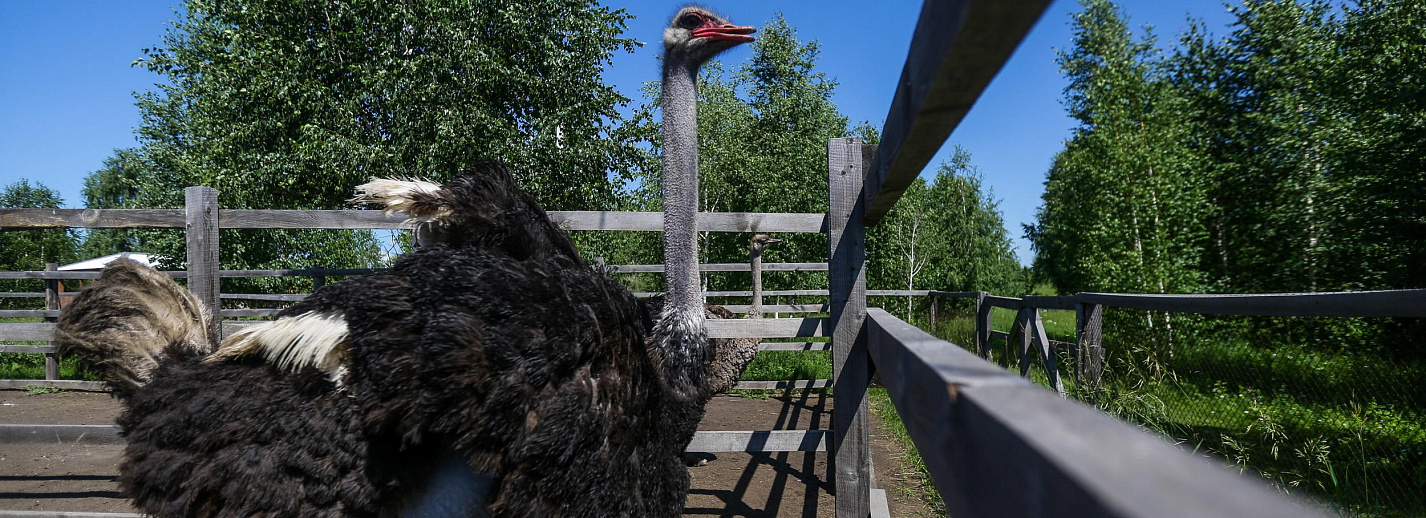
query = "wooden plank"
xmin=1020 ymin=295 xmax=1078 ymax=310
xmin=0 ymin=208 xmax=184 ymax=228
xmin=220 ymin=293 xmax=306 ymax=302
xmin=732 ymin=380 xmax=831 ymax=390
xmin=1 ymin=207 xmax=827 ymax=233
xmin=759 ymin=342 xmax=831 ymax=351
xmin=0 ymin=323 xmax=54 ymax=342
xmin=0 ymin=380 xmax=107 ymax=391
xmin=721 ymin=304 xmax=828 ymax=314
xmin=870 ymin=489 xmax=891 ymax=518
xmin=1078 ymin=289 xmax=1426 ymax=318
xmin=0 ymin=346 xmax=53 ymax=353
xmin=220 ymin=309 xmax=282 ymax=318
xmin=0 ymin=293 xmax=46 ymax=298
xmin=0 ymin=511 xmax=140 ymax=518
xmin=0 ymin=424 xmax=123 ymax=445
xmin=0 ymin=310 xmax=61 ymax=318
xmin=827 ymin=137 xmax=872 ymax=518
xmin=864 ymin=308 xmax=1325 ymax=517
xmin=864 ymin=0 xmax=1052 ymax=225
xmin=43 ymin=264 xmax=59 ymax=381
xmin=606 ymin=262 xmax=828 ymax=273
xmin=685 ymin=430 xmax=829 ymax=453
xmin=984 ymin=295 xmax=1022 ymax=309
xmin=929 ymin=290 xmax=980 ymax=299
xmin=705 ymin=318 xmax=827 ymax=338
xmin=185 ymin=187 xmax=221 ymax=344
xmin=1015 ymin=309 xmax=1035 ymax=378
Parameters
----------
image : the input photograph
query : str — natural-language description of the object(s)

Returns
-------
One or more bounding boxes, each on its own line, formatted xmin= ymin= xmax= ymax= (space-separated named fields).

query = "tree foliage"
xmin=0 ymin=180 xmax=79 ymax=308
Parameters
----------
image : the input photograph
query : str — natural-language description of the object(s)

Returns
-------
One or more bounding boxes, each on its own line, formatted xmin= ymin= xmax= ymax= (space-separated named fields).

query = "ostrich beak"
xmin=766 ymin=238 xmax=783 ymax=245
xmin=693 ymin=24 xmax=756 ymax=44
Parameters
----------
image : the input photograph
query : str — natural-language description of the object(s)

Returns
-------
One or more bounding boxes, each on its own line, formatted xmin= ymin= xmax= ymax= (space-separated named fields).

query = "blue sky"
xmin=0 ymin=1 xmax=1238 ymax=265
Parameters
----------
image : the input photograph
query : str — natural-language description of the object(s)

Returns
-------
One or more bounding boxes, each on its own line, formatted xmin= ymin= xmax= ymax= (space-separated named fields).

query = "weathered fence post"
xmin=1015 ymin=308 xmax=1035 ymax=378
xmin=1076 ymin=302 xmax=1105 ymax=398
xmin=974 ymin=291 xmax=992 ymax=359
xmin=43 ymin=263 xmax=59 ymax=381
xmin=185 ymin=186 xmax=221 ymax=343
xmin=828 ymin=137 xmax=871 ymax=518
xmin=313 ymin=275 xmax=326 ymax=291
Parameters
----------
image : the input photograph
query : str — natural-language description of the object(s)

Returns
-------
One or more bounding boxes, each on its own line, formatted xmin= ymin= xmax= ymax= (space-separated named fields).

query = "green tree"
xmin=0 ymin=180 xmax=79 ymax=308
xmin=1028 ymin=0 xmax=1208 ymax=296
xmin=124 ymin=0 xmax=648 ymax=286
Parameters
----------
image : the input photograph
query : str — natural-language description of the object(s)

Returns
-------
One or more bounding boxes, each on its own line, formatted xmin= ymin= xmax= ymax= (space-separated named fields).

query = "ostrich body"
xmin=54 ymin=7 xmax=754 ymax=517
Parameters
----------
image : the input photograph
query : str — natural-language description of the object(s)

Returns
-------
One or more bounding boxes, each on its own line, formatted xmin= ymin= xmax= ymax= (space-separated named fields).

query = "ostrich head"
xmin=749 ymin=234 xmax=782 ymax=254
xmin=663 ymin=6 xmax=756 ymax=66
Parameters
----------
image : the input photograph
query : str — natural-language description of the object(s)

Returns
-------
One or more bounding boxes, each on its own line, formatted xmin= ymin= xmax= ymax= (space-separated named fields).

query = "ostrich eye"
xmin=680 ymin=14 xmax=702 ymax=30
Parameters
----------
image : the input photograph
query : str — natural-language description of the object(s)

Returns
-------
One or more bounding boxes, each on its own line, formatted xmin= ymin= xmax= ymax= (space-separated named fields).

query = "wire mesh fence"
xmin=925 ymin=296 xmax=1426 ymax=517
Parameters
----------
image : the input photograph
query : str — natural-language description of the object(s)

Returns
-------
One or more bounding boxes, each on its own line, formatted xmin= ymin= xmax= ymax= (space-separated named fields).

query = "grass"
xmin=1 ymin=316 xmax=102 ymax=381
xmin=918 ymin=309 xmax=1426 ymax=517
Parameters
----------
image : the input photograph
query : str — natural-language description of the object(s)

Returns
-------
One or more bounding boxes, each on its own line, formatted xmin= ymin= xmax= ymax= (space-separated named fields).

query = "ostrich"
xmin=54 ymin=6 xmax=755 ymax=517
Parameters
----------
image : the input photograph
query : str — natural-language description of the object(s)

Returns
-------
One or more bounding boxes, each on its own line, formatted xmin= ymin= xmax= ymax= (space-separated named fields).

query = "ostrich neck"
xmin=749 ymin=248 xmax=764 ymax=319
xmin=662 ymin=60 xmax=701 ymax=313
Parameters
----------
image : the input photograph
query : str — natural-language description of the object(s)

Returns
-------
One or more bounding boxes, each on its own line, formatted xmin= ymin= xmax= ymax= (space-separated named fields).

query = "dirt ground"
xmin=0 ymin=389 xmax=935 ymax=517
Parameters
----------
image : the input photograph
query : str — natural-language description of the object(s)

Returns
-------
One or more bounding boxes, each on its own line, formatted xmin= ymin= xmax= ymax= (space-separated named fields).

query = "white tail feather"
xmin=352 ymin=178 xmax=452 ymax=223
xmin=206 ymin=312 xmax=350 ymax=380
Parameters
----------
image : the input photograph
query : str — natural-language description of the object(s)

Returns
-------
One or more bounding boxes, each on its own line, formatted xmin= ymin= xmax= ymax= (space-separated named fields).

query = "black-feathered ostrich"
xmin=54 ymin=6 xmax=754 ymax=517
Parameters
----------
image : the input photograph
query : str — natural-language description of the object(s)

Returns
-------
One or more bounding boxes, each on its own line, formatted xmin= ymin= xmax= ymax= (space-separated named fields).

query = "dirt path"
xmin=1 ymin=390 xmax=934 ymax=517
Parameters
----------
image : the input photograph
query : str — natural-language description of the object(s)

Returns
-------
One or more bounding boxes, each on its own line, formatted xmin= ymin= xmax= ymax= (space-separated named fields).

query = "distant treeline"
xmin=1029 ymin=0 xmax=1425 ymax=296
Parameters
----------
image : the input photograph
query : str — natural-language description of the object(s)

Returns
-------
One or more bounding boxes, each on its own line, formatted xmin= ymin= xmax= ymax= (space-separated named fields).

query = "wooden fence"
xmin=0 ymin=0 xmax=1365 ymax=516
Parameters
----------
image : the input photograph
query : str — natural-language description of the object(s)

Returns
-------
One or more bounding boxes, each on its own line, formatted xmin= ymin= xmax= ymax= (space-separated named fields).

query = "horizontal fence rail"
xmin=0 ymin=424 xmax=827 ymax=454
xmin=0 ymin=209 xmax=828 ymax=233
xmin=864 ymin=308 xmax=1325 ymax=517
xmin=934 ymin=289 xmax=1426 ymax=318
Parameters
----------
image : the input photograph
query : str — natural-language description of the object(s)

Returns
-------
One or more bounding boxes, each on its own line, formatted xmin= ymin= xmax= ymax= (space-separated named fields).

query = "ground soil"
xmin=1 ymin=389 xmax=935 ymax=517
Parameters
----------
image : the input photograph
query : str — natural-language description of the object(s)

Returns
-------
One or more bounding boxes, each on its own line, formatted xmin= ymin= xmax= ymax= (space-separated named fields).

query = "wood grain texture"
xmin=0 ymin=346 xmax=54 ymax=353
xmin=864 ymin=308 xmax=1327 ymax=518
xmin=864 ymin=0 xmax=1052 ymax=224
xmin=759 ymin=342 xmax=832 ymax=351
xmin=0 ymin=323 xmax=55 ymax=342
xmin=685 ymin=430 xmax=829 ymax=453
xmin=0 ymin=424 xmax=123 ymax=445
xmin=827 ymin=137 xmax=871 ymax=518
xmin=185 ymin=187 xmax=221 ymax=343
xmin=732 ymin=380 xmax=831 ymax=390
xmin=0 ymin=208 xmax=184 ymax=228
xmin=0 ymin=380 xmax=107 ymax=391
xmin=704 ymin=318 xmax=828 ymax=338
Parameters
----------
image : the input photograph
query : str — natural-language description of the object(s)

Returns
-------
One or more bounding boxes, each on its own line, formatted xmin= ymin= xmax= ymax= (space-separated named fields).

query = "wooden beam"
xmin=732 ymin=380 xmax=831 ymax=390
xmin=0 ymin=208 xmax=184 ymax=228
xmin=827 ymin=137 xmax=872 ymax=518
xmin=1077 ymin=290 xmax=1426 ymax=318
xmin=864 ymin=0 xmax=1052 ymax=224
xmin=0 ymin=424 xmax=123 ymax=445
xmin=605 ymin=262 xmax=828 ymax=273
xmin=685 ymin=430 xmax=829 ymax=453
xmin=864 ymin=308 xmax=1326 ymax=518
xmin=0 ymin=511 xmax=141 ymax=518
xmin=721 ymin=304 xmax=829 ymax=314
xmin=0 ymin=346 xmax=53 ymax=353
xmin=704 ymin=318 xmax=827 ymax=339
xmin=43 ymin=264 xmax=59 ymax=381
xmin=0 ymin=380 xmax=107 ymax=391
xmin=0 ymin=323 xmax=55 ymax=342
xmin=0 ymin=208 xmax=828 ymax=233
xmin=758 ymin=342 xmax=832 ymax=351
xmin=185 ymin=187 xmax=221 ymax=344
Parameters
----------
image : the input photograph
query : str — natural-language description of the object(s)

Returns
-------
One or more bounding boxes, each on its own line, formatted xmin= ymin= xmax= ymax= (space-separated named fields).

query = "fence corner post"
xmin=43 ymin=262 xmax=60 ymax=381
xmin=185 ymin=186 xmax=221 ymax=343
xmin=827 ymin=137 xmax=871 ymax=518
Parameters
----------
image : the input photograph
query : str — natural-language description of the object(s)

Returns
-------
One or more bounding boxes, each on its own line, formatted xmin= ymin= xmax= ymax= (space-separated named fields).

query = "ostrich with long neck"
xmin=745 ymin=234 xmax=783 ymax=319
xmin=654 ymin=5 xmax=755 ymax=399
